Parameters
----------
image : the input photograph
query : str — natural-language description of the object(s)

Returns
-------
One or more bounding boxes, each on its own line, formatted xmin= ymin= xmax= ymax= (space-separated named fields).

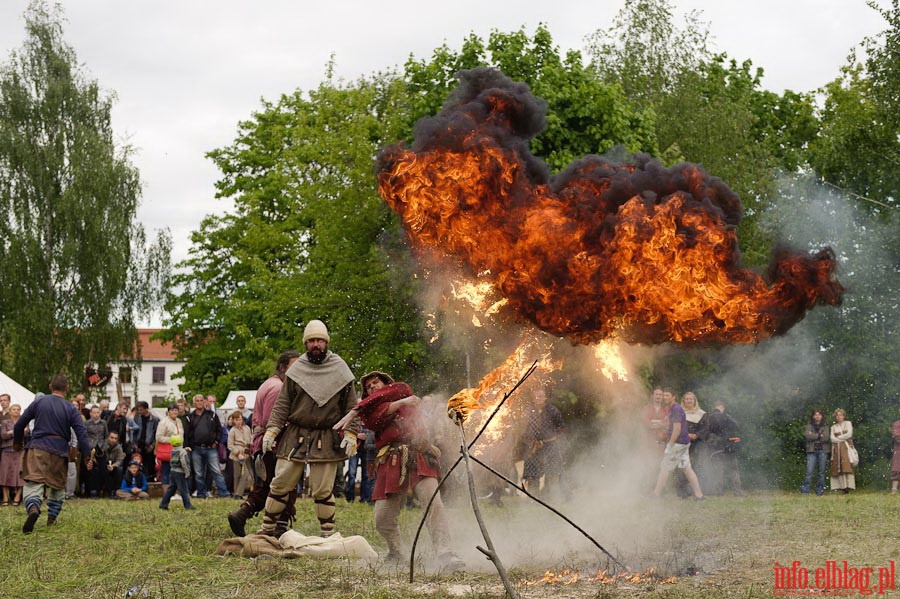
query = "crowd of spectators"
xmin=4 ymin=391 xmax=377 ymax=506
xmin=3 ymin=384 xmax=897 ymax=511
xmin=641 ymin=387 xmax=900 ymax=497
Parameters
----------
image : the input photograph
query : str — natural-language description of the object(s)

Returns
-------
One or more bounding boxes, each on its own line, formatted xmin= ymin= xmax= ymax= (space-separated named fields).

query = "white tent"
xmin=0 ymin=369 xmax=38 ymax=411
xmin=221 ymin=390 xmax=257 ymax=411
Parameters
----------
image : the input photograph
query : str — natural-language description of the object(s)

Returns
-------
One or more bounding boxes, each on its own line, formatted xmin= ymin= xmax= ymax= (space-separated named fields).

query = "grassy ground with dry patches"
xmin=1 ymin=490 xmax=897 ymax=598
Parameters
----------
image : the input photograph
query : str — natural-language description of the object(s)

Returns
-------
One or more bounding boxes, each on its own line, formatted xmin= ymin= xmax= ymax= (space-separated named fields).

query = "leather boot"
xmin=227 ymin=503 xmax=254 ymax=537
xmin=273 ymin=519 xmax=290 ymax=538
xmin=257 ymin=517 xmax=292 ymax=539
xmin=23 ymin=506 xmax=40 ymax=534
xmin=256 ymin=492 xmax=289 ymax=537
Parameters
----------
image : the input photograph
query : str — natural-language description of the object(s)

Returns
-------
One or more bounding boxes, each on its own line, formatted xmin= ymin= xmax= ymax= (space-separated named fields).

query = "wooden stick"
xmin=408 ymin=359 xmax=628 ymax=584
xmin=457 ymin=420 xmax=519 ymax=599
xmin=469 ymin=454 xmax=626 ymax=570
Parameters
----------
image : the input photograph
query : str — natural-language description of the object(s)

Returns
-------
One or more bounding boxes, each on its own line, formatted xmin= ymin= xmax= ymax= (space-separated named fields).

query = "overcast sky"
xmin=0 ymin=0 xmax=889 ymax=269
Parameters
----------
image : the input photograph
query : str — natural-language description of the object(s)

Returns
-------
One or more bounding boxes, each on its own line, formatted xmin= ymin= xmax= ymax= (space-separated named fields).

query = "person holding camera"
xmin=800 ymin=409 xmax=829 ymax=496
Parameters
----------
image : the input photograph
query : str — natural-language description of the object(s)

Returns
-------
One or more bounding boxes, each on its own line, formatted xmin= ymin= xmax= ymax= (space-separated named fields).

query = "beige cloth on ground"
xmin=214 ymin=531 xmax=377 ymax=561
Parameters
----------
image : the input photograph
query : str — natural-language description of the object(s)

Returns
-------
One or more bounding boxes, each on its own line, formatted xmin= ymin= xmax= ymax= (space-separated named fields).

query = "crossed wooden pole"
xmin=409 ymin=361 xmax=626 ymax=598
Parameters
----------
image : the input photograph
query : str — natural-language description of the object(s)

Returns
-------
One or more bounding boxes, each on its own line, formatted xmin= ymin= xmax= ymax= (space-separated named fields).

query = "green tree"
xmin=160 ymin=72 xmax=429 ymax=400
xmin=404 ymin=25 xmax=658 ymax=171
xmin=0 ymin=1 xmax=171 ymax=392
xmin=763 ymin=175 xmax=900 ymax=488
xmin=586 ymin=0 xmax=710 ymax=108
xmin=803 ymin=1 xmax=900 ymax=486
xmin=811 ymin=65 xmax=899 ymax=207
xmin=674 ymin=1 xmax=900 ymax=488
xmin=587 ymin=0 xmax=900 ymax=491
xmin=163 ymin=28 xmax=658 ymax=400
xmin=810 ymin=2 xmax=900 ymax=211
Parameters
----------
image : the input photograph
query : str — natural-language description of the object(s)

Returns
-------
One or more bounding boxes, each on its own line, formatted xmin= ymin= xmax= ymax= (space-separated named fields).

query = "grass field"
xmin=1 ymin=489 xmax=898 ymax=598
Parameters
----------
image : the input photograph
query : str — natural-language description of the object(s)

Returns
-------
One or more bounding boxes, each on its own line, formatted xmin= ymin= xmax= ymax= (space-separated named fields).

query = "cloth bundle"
xmin=214 ymin=531 xmax=378 ymax=561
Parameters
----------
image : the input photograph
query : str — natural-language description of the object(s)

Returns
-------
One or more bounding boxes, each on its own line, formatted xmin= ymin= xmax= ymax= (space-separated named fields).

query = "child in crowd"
xmin=116 ymin=461 xmax=150 ymax=500
xmin=159 ymin=434 xmax=195 ymax=510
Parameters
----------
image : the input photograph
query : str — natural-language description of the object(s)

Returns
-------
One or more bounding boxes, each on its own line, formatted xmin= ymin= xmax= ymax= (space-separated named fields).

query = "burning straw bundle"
xmin=409 ymin=361 xmax=625 ymax=598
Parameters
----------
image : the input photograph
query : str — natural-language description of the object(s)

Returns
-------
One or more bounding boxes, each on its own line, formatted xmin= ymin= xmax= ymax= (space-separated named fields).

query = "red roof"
xmin=137 ymin=329 xmax=179 ymax=361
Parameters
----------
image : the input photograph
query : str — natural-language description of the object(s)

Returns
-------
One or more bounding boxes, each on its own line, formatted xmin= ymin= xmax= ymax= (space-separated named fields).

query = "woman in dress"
xmin=829 ymin=408 xmax=855 ymax=493
xmin=0 ymin=404 xmax=25 ymax=505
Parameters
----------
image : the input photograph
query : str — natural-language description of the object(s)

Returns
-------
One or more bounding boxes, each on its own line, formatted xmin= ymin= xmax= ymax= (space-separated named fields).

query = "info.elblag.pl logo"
xmin=773 ymin=560 xmax=896 ymax=596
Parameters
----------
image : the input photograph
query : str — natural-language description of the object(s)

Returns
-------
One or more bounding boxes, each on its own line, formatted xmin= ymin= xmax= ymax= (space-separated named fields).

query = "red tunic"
xmin=642 ymin=402 xmax=670 ymax=452
xmin=250 ymin=375 xmax=284 ymax=454
xmin=357 ymin=382 xmax=440 ymax=500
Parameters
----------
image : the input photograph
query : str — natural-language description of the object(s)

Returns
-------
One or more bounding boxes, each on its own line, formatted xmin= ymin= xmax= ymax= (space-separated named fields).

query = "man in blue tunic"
xmin=14 ymin=374 xmax=93 ymax=533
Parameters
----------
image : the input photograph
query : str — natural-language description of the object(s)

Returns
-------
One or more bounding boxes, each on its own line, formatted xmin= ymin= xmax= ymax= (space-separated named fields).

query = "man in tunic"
xmin=334 ymin=371 xmax=464 ymax=567
xmin=522 ymin=387 xmax=565 ymax=498
xmin=14 ymin=374 xmax=93 ymax=533
xmin=651 ymin=387 xmax=705 ymax=499
xmin=258 ymin=320 xmax=357 ymax=537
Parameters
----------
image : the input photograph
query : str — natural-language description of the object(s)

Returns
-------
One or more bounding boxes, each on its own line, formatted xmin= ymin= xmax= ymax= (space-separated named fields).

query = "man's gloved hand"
xmin=262 ymin=430 xmax=278 ymax=454
xmin=340 ymin=432 xmax=357 ymax=457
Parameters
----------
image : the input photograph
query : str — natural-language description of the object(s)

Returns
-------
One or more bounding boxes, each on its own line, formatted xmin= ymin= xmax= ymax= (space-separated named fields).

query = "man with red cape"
xmin=335 ymin=371 xmax=464 ymax=569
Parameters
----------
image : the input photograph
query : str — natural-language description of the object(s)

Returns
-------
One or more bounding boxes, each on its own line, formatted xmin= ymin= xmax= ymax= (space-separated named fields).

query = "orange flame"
xmin=524 ymin=567 xmax=677 ymax=586
xmin=446 ymin=332 xmax=559 ymax=439
xmin=448 ymin=278 xmax=508 ymax=328
xmin=376 ymin=68 xmax=843 ymax=347
xmin=592 ymin=339 xmax=629 ymax=382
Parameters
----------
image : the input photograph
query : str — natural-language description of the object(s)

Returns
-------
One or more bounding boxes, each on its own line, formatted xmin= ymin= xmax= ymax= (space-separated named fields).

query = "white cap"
xmin=303 ymin=319 xmax=330 ymax=343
